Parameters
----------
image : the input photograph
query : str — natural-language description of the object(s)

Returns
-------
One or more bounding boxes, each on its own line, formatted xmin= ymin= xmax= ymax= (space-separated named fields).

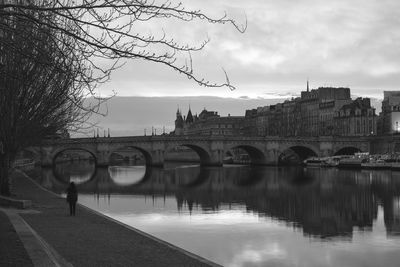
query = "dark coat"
xmin=66 ymin=186 xmax=78 ymax=203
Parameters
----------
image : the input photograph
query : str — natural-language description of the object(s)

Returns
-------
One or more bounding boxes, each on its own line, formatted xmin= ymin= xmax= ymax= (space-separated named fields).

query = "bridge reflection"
xmin=32 ymin=164 xmax=400 ymax=239
xmin=108 ymin=166 xmax=150 ymax=186
xmin=52 ymin=160 xmax=96 ymax=185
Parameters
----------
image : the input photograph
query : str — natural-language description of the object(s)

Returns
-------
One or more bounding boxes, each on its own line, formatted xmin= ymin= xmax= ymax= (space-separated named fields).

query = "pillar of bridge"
xmin=147 ymin=150 xmax=164 ymax=167
xmin=95 ymin=142 xmax=111 ymax=167
xmin=319 ymin=142 xmax=334 ymax=157
xmin=262 ymin=149 xmax=279 ymax=165
xmin=200 ymin=149 xmax=223 ymax=166
xmin=319 ymin=149 xmax=334 ymax=157
xmin=261 ymin=142 xmax=280 ymax=165
xmin=96 ymin=151 xmax=110 ymax=167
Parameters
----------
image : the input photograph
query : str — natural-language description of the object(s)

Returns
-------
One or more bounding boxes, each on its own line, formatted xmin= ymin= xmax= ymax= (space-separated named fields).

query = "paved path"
xmin=1 ymin=207 xmax=72 ymax=267
xmin=0 ymin=209 xmax=33 ymax=266
xmin=7 ymin=170 xmax=218 ymax=267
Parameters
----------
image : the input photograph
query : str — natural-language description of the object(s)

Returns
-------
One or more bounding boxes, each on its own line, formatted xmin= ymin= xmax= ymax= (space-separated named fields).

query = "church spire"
xmin=186 ymin=104 xmax=193 ymax=124
xmin=175 ymin=104 xmax=184 ymax=133
xmin=307 ymin=79 xmax=309 ymax=92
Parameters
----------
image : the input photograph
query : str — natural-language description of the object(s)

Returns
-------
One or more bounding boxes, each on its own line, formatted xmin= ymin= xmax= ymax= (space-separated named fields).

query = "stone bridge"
xmin=27 ymin=135 xmax=373 ymax=167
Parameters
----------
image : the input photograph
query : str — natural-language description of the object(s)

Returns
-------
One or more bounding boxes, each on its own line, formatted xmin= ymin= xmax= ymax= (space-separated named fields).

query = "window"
xmin=363 ymin=120 xmax=366 ymax=134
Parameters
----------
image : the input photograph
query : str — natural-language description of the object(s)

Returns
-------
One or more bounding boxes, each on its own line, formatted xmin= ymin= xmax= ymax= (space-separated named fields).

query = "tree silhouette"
xmin=0 ymin=5 xmax=92 ymax=195
xmin=0 ymin=0 xmax=245 ymax=195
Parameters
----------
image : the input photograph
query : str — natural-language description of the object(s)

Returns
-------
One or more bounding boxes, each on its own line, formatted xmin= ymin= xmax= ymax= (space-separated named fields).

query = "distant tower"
xmin=174 ymin=108 xmax=184 ymax=135
xmin=307 ymin=79 xmax=310 ymax=92
xmin=186 ymin=105 xmax=194 ymax=124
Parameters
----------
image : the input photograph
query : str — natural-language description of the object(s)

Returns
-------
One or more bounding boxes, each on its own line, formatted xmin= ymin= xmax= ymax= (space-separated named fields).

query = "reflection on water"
xmin=52 ymin=160 xmax=95 ymax=184
xmin=108 ymin=166 xmax=146 ymax=186
xmin=32 ymin=162 xmax=400 ymax=267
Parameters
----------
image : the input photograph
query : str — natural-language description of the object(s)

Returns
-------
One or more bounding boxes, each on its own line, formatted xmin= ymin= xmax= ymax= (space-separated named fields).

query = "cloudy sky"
xmin=97 ymin=0 xmax=400 ymax=100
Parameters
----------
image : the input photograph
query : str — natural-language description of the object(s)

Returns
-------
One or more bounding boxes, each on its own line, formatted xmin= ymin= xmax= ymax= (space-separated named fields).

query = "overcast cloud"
xmin=98 ymin=0 xmax=400 ymax=99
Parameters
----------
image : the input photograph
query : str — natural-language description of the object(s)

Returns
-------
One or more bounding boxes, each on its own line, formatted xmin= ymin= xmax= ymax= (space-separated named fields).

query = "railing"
xmin=13 ymin=158 xmax=35 ymax=168
xmin=42 ymin=135 xmax=374 ymax=145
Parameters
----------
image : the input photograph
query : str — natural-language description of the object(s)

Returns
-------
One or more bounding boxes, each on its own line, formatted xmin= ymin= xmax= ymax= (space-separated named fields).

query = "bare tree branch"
xmin=0 ymin=0 xmax=246 ymax=90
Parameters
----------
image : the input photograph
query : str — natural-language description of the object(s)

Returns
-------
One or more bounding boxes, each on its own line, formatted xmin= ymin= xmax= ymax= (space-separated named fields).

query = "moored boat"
xmin=325 ymin=156 xmax=342 ymax=167
xmin=362 ymin=159 xmax=391 ymax=169
xmin=391 ymin=162 xmax=400 ymax=171
xmin=338 ymin=158 xmax=367 ymax=168
xmin=223 ymin=156 xmax=234 ymax=164
xmin=338 ymin=153 xmax=369 ymax=169
xmin=304 ymin=157 xmax=329 ymax=167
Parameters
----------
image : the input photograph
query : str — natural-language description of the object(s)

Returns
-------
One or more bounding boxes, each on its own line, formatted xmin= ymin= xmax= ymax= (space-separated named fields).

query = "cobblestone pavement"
xmin=0 ymin=210 xmax=33 ymax=267
xmin=8 ymin=171 xmax=218 ymax=267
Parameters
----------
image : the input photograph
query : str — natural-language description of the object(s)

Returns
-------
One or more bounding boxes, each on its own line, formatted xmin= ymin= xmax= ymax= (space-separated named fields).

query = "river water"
xmin=31 ymin=161 xmax=400 ymax=267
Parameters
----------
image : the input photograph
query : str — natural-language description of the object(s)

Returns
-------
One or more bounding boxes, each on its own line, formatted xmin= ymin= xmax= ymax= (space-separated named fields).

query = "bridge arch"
xmin=278 ymin=145 xmax=319 ymax=164
xmin=334 ymin=146 xmax=361 ymax=156
xmin=165 ymin=143 xmax=214 ymax=166
xmin=52 ymin=162 xmax=97 ymax=186
xmin=109 ymin=145 xmax=153 ymax=166
xmin=50 ymin=147 xmax=97 ymax=185
xmin=226 ymin=144 xmax=266 ymax=165
xmin=51 ymin=147 xmax=97 ymax=166
xmin=182 ymin=144 xmax=211 ymax=165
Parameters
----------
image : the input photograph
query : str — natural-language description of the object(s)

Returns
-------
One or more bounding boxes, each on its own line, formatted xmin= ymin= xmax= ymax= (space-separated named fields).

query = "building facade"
xmin=173 ymin=108 xmax=245 ymax=136
xmin=379 ymin=91 xmax=400 ymax=134
xmin=243 ymin=109 xmax=258 ymax=136
xmin=334 ymin=98 xmax=377 ymax=136
xmin=248 ymin=86 xmax=355 ymax=137
xmin=173 ymin=85 xmax=382 ymax=137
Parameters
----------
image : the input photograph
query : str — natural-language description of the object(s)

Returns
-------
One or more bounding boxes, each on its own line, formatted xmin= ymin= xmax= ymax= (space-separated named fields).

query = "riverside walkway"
xmin=0 ymin=209 xmax=33 ymax=266
xmin=0 ymin=171 xmax=218 ymax=267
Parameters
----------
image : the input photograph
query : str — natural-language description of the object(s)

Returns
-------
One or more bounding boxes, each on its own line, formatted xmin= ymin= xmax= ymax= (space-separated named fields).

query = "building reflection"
xmin=372 ymin=171 xmax=400 ymax=236
xmin=35 ymin=163 xmax=400 ymax=239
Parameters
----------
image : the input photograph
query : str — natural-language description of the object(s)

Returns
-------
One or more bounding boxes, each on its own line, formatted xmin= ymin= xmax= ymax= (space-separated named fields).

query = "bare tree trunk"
xmin=0 ymin=155 xmax=11 ymax=196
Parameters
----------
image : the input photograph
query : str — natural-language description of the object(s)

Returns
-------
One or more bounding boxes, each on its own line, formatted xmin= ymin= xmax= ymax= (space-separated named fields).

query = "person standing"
xmin=66 ymin=182 xmax=78 ymax=216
